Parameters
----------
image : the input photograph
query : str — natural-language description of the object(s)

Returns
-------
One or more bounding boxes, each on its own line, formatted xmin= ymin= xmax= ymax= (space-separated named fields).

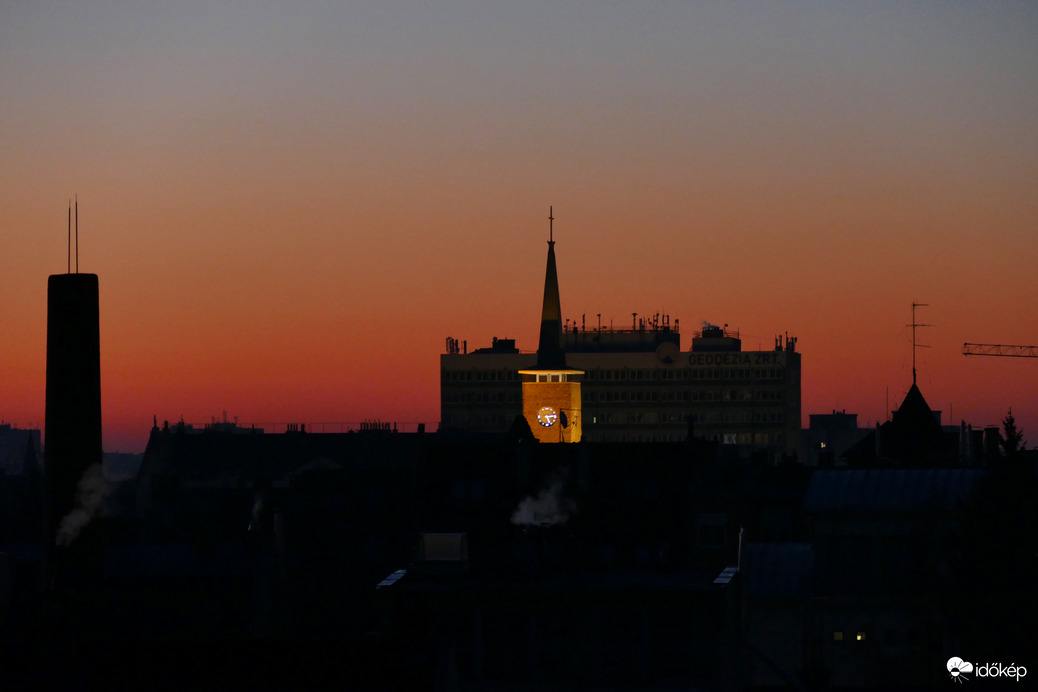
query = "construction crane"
xmin=962 ymin=343 xmax=1038 ymax=358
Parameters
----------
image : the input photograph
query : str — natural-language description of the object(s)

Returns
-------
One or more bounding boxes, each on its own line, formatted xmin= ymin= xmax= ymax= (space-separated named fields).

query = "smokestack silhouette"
xmin=44 ymin=272 xmax=103 ymax=589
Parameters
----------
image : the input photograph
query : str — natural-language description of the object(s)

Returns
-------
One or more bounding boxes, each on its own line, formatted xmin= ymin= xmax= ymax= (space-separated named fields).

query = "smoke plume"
xmin=56 ymin=463 xmax=110 ymax=547
xmin=511 ymin=479 xmax=576 ymax=527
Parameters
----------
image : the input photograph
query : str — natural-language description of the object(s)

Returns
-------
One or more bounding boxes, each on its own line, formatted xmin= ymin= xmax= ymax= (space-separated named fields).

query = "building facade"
xmin=441 ymin=323 xmax=801 ymax=459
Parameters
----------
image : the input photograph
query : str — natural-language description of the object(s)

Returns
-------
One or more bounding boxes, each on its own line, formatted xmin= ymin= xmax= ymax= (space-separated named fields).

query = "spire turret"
xmin=519 ymin=207 xmax=584 ymax=443
xmin=536 ymin=207 xmax=565 ymax=369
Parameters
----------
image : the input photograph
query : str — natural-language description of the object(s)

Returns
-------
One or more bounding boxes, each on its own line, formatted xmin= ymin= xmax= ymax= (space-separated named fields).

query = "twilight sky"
xmin=2 ymin=1 xmax=1036 ymax=453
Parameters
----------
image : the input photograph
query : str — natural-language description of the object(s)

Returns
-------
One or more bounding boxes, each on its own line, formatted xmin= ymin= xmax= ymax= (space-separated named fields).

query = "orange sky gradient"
xmin=2 ymin=2 xmax=1036 ymax=453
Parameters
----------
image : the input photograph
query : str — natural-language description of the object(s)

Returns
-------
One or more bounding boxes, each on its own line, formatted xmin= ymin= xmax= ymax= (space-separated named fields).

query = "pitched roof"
xmin=805 ymin=468 xmax=981 ymax=512
xmin=841 ymin=383 xmax=952 ymax=466
xmin=892 ymin=383 xmax=941 ymax=432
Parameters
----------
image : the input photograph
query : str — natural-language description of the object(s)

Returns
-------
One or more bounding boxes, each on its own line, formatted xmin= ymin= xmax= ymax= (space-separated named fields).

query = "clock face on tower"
xmin=537 ymin=406 xmax=558 ymax=427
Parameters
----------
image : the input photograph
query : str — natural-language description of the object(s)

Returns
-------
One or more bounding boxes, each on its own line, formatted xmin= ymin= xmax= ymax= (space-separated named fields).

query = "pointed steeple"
xmin=519 ymin=207 xmax=584 ymax=443
xmin=536 ymin=207 xmax=565 ymax=369
xmin=892 ymin=383 xmax=940 ymax=432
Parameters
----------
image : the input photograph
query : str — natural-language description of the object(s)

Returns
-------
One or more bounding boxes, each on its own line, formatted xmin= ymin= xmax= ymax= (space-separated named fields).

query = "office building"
xmin=442 ymin=322 xmax=801 ymax=459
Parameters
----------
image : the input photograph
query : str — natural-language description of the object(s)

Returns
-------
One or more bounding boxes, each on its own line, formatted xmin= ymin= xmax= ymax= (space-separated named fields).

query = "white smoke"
xmin=56 ymin=463 xmax=110 ymax=547
xmin=248 ymin=491 xmax=265 ymax=532
xmin=510 ymin=480 xmax=576 ymax=527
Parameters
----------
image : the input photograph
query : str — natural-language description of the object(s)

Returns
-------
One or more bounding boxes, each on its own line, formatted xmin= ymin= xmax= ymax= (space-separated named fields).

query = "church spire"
xmin=536 ymin=206 xmax=565 ymax=369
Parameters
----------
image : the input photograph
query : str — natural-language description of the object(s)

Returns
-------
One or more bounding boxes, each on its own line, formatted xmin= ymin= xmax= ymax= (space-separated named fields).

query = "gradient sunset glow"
xmin=2 ymin=2 xmax=1036 ymax=453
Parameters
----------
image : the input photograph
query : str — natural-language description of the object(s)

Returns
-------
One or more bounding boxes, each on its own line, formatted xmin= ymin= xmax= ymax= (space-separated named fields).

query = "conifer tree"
xmin=1000 ymin=408 xmax=1024 ymax=458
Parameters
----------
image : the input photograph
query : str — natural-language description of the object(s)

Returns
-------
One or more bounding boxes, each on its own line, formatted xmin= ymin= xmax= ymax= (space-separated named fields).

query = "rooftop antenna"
xmin=909 ymin=302 xmax=930 ymax=386
xmin=548 ymin=205 xmax=554 ymax=243
xmin=75 ymin=194 xmax=79 ymax=273
xmin=67 ymin=201 xmax=71 ymax=274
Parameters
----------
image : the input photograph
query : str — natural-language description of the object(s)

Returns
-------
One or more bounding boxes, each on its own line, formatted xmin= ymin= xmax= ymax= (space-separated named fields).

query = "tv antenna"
xmin=909 ymin=302 xmax=930 ymax=385
xmin=548 ymin=205 xmax=554 ymax=243
xmin=66 ymin=195 xmax=80 ymax=274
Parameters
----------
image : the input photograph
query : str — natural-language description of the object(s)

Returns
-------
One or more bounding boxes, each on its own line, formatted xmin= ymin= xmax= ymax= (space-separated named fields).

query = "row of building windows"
xmin=587 ymin=433 xmax=690 ymax=443
xmin=601 ymin=434 xmax=662 ymax=443
xmin=446 ymin=408 xmax=787 ymax=431
xmin=444 ymin=390 xmax=787 ymax=406
xmin=586 ymin=367 xmax=788 ymax=383
xmin=443 ymin=370 xmax=521 ymax=383
xmin=588 ymin=411 xmax=786 ymax=426
xmin=444 ymin=406 xmax=788 ymax=427
xmin=722 ymin=432 xmax=784 ymax=445
xmin=584 ymin=431 xmax=783 ymax=445
xmin=587 ymin=389 xmax=785 ymax=403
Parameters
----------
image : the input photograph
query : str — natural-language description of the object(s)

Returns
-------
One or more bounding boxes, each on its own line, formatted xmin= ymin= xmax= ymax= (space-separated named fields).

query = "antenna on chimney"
xmin=67 ymin=201 xmax=71 ymax=274
xmin=75 ymin=195 xmax=79 ymax=273
xmin=548 ymin=206 xmax=554 ymax=243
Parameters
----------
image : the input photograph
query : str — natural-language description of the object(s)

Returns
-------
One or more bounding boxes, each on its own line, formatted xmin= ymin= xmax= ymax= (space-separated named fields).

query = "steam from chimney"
xmin=248 ymin=490 xmax=265 ymax=532
xmin=510 ymin=479 xmax=576 ymax=527
xmin=55 ymin=463 xmax=110 ymax=547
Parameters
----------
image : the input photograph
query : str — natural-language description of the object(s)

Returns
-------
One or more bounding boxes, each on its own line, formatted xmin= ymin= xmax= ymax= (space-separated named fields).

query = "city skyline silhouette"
xmin=2 ymin=3 xmax=1036 ymax=453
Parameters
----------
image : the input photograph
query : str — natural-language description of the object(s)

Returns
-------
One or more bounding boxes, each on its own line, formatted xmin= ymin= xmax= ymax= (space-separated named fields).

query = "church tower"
xmin=518 ymin=208 xmax=583 ymax=443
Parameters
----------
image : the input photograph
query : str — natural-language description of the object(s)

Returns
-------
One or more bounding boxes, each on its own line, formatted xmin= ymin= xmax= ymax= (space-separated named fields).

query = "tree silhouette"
xmin=1000 ymin=408 xmax=1024 ymax=458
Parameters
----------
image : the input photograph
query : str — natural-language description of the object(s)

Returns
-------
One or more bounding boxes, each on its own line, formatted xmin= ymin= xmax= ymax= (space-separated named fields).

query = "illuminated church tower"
xmin=518 ymin=208 xmax=583 ymax=443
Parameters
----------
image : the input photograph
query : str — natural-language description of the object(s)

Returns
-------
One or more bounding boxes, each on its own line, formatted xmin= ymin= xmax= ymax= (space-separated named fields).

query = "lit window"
xmin=856 ymin=631 xmax=866 ymax=641
xmin=833 ymin=631 xmax=843 ymax=641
